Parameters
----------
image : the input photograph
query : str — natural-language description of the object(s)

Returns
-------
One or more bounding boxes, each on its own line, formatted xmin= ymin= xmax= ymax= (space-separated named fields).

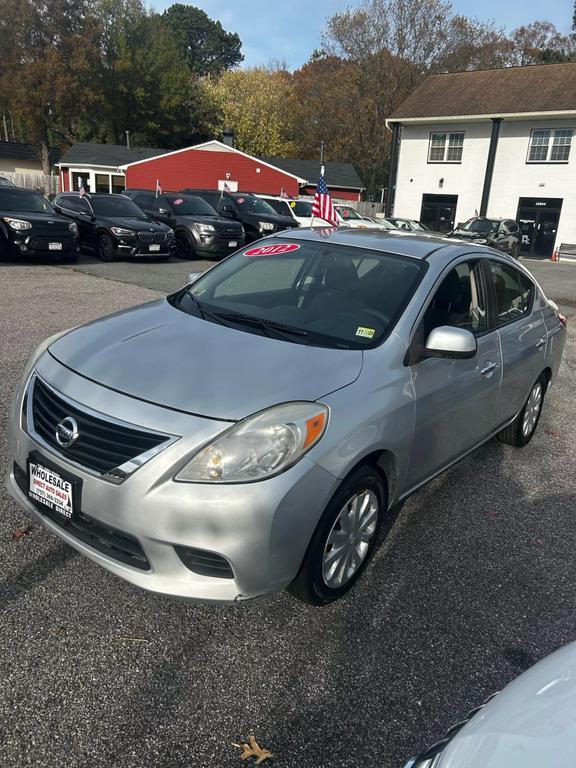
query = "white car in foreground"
xmin=405 ymin=641 xmax=576 ymax=767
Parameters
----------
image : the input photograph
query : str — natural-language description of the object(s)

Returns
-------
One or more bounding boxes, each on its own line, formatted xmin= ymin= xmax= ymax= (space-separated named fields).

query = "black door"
xmin=420 ymin=194 xmax=458 ymax=233
xmin=516 ymin=198 xmax=562 ymax=258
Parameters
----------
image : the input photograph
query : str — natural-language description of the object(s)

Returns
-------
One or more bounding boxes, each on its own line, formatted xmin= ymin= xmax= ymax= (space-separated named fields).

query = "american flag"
xmin=155 ymin=179 xmax=162 ymax=197
xmin=280 ymin=187 xmax=290 ymax=199
xmin=311 ymin=169 xmax=337 ymax=225
xmin=223 ymin=181 xmax=232 ymax=193
xmin=78 ymin=177 xmax=86 ymax=197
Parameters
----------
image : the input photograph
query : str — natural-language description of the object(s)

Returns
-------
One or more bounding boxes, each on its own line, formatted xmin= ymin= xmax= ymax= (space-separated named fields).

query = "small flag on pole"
xmin=280 ymin=187 xmax=290 ymax=199
xmin=155 ymin=179 xmax=162 ymax=197
xmin=311 ymin=167 xmax=338 ymax=226
xmin=78 ymin=177 xmax=86 ymax=197
xmin=223 ymin=181 xmax=232 ymax=193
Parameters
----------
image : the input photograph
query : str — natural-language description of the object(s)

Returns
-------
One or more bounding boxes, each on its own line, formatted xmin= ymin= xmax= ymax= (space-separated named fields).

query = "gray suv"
xmin=6 ymin=230 xmax=566 ymax=605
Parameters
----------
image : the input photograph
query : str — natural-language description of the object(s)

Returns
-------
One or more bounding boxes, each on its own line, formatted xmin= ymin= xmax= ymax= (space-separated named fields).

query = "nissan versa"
xmin=6 ymin=229 xmax=566 ymax=605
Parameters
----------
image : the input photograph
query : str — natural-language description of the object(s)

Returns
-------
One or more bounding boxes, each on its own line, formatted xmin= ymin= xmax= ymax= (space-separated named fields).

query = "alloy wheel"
xmin=321 ymin=489 xmax=379 ymax=588
xmin=522 ymin=381 xmax=543 ymax=437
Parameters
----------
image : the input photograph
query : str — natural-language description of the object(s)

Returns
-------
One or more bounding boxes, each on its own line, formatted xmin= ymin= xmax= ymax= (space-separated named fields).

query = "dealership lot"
xmin=1 ymin=256 xmax=575 ymax=768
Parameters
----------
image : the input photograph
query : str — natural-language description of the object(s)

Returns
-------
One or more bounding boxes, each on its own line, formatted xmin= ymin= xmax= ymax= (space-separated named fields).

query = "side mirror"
xmin=187 ymin=272 xmax=203 ymax=284
xmin=158 ymin=208 xmax=170 ymax=216
xmin=221 ymin=204 xmax=235 ymax=219
xmin=424 ymin=326 xmax=477 ymax=359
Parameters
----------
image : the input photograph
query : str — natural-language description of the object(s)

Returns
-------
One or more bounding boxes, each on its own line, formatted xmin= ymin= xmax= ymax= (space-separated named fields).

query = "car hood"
xmin=437 ymin=641 xmax=576 ymax=768
xmin=48 ymin=299 xmax=363 ymax=421
xmin=103 ymin=216 xmax=168 ymax=231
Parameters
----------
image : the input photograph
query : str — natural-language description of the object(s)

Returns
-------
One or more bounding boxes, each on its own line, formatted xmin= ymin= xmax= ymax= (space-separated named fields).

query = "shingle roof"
xmin=0 ymin=141 xmax=59 ymax=165
xmin=260 ymin=157 xmax=364 ymax=189
xmin=389 ymin=62 xmax=576 ymax=120
xmin=57 ymin=142 xmax=168 ymax=167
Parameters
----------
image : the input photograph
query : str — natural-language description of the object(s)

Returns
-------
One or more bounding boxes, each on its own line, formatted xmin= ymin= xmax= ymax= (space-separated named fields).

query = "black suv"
xmin=182 ymin=189 xmax=298 ymax=243
xmin=123 ymin=190 xmax=245 ymax=260
xmin=0 ymin=186 xmax=80 ymax=262
xmin=53 ymin=192 xmax=175 ymax=261
xmin=449 ymin=217 xmax=522 ymax=258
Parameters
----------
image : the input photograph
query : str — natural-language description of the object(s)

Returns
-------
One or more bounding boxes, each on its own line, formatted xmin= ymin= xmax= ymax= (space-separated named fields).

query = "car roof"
xmin=0 ymin=185 xmax=43 ymax=194
xmin=271 ymin=226 xmax=472 ymax=260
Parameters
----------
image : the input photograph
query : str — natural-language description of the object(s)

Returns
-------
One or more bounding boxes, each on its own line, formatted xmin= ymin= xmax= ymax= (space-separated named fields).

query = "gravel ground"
xmin=0 ymin=259 xmax=575 ymax=768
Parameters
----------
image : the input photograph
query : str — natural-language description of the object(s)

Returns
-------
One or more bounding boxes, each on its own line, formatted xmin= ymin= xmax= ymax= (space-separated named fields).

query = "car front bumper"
xmin=114 ymin=238 xmax=176 ymax=259
xmin=6 ymin=355 xmax=337 ymax=603
xmin=194 ymin=234 xmax=245 ymax=258
xmin=9 ymin=234 xmax=80 ymax=258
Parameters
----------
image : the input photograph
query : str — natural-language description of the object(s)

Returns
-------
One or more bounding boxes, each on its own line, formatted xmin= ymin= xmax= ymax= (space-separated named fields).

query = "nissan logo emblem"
xmin=55 ymin=416 xmax=79 ymax=448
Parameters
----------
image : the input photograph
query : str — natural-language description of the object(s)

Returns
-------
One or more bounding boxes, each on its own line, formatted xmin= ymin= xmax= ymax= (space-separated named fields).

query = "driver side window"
xmin=423 ymin=261 xmax=487 ymax=337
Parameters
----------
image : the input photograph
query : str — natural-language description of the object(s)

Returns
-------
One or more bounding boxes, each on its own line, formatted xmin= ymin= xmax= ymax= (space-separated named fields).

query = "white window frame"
xmin=67 ymin=168 xmax=126 ymax=193
xmin=527 ymin=128 xmax=574 ymax=164
xmin=427 ymin=132 xmax=465 ymax=164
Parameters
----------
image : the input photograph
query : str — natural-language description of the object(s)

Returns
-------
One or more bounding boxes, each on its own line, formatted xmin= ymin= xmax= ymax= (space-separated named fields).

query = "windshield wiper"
xmin=204 ymin=309 xmax=309 ymax=344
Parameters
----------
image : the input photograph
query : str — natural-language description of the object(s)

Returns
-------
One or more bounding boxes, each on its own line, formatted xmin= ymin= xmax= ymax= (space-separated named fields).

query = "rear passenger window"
xmin=423 ymin=260 xmax=488 ymax=336
xmin=489 ymin=262 xmax=534 ymax=325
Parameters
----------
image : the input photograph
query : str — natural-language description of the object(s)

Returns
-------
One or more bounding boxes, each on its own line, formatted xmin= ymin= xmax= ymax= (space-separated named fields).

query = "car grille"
xmin=31 ymin=376 xmax=170 ymax=476
xmin=217 ymin=224 xmax=243 ymax=236
xmin=137 ymin=231 xmax=167 ymax=244
xmin=14 ymin=462 xmax=150 ymax=570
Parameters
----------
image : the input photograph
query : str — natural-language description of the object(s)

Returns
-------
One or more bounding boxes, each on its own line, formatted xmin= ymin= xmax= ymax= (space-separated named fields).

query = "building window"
xmin=111 ymin=175 xmax=125 ymax=194
xmin=527 ymin=128 xmax=573 ymax=163
xmin=428 ymin=132 xmax=464 ymax=163
xmin=95 ymin=174 xmax=111 ymax=193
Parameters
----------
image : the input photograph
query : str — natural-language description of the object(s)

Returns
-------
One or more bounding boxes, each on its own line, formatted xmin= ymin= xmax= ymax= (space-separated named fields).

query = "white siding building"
xmin=386 ymin=63 xmax=576 ymax=258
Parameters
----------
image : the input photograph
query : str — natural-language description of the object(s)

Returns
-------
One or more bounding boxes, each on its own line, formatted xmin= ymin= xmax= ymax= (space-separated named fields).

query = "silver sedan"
xmin=6 ymin=229 xmax=566 ymax=605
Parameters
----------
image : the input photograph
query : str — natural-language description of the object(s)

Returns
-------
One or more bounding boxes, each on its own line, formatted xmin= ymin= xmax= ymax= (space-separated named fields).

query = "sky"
xmin=151 ymin=0 xmax=573 ymax=69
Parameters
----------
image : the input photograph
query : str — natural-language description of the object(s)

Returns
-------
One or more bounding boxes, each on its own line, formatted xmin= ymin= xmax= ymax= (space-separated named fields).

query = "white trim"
xmin=386 ymin=109 xmax=576 ymax=127
xmin=56 ymin=161 xmax=124 ymax=170
xmin=67 ymin=167 xmax=125 ymax=194
xmin=117 ymin=139 xmax=308 ymax=182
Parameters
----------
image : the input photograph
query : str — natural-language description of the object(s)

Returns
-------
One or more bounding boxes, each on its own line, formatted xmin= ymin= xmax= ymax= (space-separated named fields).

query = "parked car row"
xmin=0 ymin=179 xmax=525 ymax=263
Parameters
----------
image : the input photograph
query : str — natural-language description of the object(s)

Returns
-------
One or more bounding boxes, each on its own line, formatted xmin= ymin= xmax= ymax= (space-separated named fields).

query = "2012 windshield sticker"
xmin=244 ymin=243 xmax=301 ymax=257
xmin=356 ymin=326 xmax=375 ymax=339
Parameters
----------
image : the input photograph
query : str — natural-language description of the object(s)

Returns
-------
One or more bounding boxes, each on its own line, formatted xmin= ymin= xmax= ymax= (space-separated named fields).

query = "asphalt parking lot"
xmin=1 ymin=252 xmax=575 ymax=768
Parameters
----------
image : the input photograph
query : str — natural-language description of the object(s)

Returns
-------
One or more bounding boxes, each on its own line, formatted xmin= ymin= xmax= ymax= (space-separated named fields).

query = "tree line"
xmin=1 ymin=0 xmax=575 ymax=197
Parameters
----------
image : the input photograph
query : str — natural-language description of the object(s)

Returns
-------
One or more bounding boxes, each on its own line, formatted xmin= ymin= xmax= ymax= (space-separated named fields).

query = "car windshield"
xmin=168 ymin=196 xmax=217 ymax=216
xmin=169 ymin=239 xmax=425 ymax=349
xmin=0 ymin=189 xmax=53 ymax=212
xmin=90 ymin=195 xmax=146 ymax=218
xmin=292 ymin=200 xmax=313 ymax=216
xmin=390 ymin=219 xmax=430 ymax=231
xmin=460 ymin=218 xmax=499 ymax=233
xmin=233 ymin=196 xmax=278 ymax=215
xmin=336 ymin=206 xmax=363 ymax=221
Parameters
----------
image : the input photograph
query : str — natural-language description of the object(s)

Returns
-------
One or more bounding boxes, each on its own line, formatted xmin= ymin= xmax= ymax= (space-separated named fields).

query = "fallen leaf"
xmin=232 ymin=735 xmax=273 ymax=764
xmin=12 ymin=525 xmax=32 ymax=540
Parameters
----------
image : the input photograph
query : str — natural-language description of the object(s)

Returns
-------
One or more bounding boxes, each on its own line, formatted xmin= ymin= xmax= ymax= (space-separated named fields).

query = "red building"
xmin=56 ymin=140 xmax=364 ymax=201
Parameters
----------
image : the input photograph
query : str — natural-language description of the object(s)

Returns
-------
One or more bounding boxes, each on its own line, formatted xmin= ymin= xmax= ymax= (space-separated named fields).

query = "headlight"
xmin=175 ymin=402 xmax=329 ymax=483
xmin=111 ymin=226 xmax=134 ymax=236
xmin=259 ymin=221 xmax=274 ymax=232
xmin=194 ymin=223 xmax=215 ymax=233
xmin=68 ymin=222 xmax=79 ymax=234
xmin=4 ymin=217 xmax=32 ymax=231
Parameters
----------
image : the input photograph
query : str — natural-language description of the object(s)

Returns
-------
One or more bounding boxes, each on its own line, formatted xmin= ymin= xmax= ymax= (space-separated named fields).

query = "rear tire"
xmin=98 ymin=232 xmax=115 ymax=262
xmin=175 ymin=231 xmax=196 ymax=260
xmin=497 ymin=374 xmax=545 ymax=447
xmin=288 ymin=465 xmax=386 ymax=606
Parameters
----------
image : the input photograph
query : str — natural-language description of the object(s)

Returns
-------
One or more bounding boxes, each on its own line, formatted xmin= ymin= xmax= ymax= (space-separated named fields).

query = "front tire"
xmin=98 ymin=232 xmax=115 ymax=262
xmin=175 ymin=231 xmax=196 ymax=260
xmin=497 ymin=374 xmax=545 ymax=447
xmin=288 ymin=466 xmax=386 ymax=606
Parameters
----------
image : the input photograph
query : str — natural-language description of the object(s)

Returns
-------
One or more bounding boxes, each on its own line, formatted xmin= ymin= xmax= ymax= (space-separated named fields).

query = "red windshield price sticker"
xmin=244 ymin=243 xmax=301 ymax=257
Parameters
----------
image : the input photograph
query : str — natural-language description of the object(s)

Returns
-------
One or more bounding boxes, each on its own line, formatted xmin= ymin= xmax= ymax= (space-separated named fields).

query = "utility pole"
xmin=2 ymin=112 xmax=8 ymax=142
xmin=320 ymin=140 xmax=324 ymax=167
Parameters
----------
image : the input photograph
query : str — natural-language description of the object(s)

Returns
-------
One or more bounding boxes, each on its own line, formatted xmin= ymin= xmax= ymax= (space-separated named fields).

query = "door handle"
xmin=536 ymin=337 xmax=546 ymax=349
xmin=480 ymin=362 xmax=498 ymax=376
